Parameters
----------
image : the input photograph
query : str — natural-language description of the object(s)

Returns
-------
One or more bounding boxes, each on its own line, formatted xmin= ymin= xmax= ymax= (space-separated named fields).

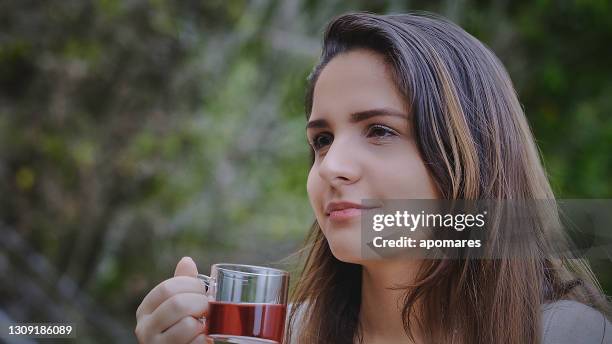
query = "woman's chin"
xmin=326 ymin=235 xmax=363 ymax=264
xmin=321 ymin=218 xmax=366 ymax=263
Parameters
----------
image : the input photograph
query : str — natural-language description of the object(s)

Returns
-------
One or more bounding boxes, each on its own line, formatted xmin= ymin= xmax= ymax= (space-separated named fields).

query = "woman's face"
xmin=306 ymin=49 xmax=440 ymax=263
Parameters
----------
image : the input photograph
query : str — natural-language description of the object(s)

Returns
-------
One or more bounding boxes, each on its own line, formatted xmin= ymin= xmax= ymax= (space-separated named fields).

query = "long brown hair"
xmin=287 ymin=12 xmax=609 ymax=344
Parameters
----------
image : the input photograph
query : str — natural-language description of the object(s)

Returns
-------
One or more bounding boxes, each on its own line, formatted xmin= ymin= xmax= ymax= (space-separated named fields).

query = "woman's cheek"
xmin=306 ymin=166 xmax=316 ymax=197
xmin=306 ymin=168 xmax=322 ymax=217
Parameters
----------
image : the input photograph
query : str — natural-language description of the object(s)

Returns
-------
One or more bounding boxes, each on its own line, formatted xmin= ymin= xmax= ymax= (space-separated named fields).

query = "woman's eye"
xmin=366 ymin=124 xmax=398 ymax=139
xmin=311 ymin=132 xmax=333 ymax=150
xmin=308 ymin=125 xmax=396 ymax=151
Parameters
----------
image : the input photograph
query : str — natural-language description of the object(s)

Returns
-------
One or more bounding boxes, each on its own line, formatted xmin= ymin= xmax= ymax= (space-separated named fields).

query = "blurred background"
xmin=1 ymin=0 xmax=610 ymax=342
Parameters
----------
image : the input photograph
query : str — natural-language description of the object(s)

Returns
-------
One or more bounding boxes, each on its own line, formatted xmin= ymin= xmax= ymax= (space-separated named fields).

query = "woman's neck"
xmin=358 ymin=259 xmax=422 ymax=344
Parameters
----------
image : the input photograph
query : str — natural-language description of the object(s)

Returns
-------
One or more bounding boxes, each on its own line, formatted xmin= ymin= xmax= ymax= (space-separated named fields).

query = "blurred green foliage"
xmin=0 ymin=0 xmax=610 ymax=342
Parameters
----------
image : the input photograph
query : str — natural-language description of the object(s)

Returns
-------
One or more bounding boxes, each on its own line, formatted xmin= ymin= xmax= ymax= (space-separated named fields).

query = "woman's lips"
xmin=328 ymin=207 xmax=377 ymax=221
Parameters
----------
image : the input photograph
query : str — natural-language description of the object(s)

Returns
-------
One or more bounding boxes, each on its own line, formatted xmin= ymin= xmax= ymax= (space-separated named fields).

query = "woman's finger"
xmin=134 ymin=314 xmax=154 ymax=344
xmin=174 ymin=256 xmax=199 ymax=277
xmin=159 ymin=316 xmax=205 ymax=343
xmin=148 ymin=292 xmax=209 ymax=332
xmin=188 ymin=334 xmax=211 ymax=344
xmin=136 ymin=276 xmax=205 ymax=320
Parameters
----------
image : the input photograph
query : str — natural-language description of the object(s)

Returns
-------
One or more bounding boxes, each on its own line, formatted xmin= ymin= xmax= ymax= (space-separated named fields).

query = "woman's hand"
xmin=135 ymin=257 xmax=209 ymax=344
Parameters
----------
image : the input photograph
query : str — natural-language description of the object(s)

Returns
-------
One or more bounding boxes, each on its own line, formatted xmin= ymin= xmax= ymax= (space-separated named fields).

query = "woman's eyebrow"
xmin=306 ymin=108 xmax=409 ymax=129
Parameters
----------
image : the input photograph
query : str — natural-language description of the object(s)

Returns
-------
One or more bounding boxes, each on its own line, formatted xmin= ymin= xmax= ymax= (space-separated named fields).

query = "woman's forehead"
xmin=311 ymin=50 xmax=408 ymax=120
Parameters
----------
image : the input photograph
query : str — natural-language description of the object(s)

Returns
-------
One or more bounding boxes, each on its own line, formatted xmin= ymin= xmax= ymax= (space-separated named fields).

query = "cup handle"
xmin=197 ymin=274 xmax=212 ymax=292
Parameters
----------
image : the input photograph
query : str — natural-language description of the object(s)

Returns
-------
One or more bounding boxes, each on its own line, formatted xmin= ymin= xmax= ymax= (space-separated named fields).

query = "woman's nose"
xmin=318 ymin=137 xmax=361 ymax=187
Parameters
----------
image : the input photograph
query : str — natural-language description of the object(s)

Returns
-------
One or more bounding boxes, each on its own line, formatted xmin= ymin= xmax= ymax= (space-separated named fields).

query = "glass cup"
xmin=197 ymin=264 xmax=290 ymax=344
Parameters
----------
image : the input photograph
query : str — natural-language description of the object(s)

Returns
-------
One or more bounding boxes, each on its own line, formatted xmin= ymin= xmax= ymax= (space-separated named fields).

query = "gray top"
xmin=288 ymin=300 xmax=611 ymax=343
xmin=542 ymin=300 xmax=611 ymax=344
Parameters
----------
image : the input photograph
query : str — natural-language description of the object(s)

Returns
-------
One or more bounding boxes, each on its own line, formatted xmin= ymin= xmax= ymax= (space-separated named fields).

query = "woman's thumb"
xmin=174 ymin=256 xmax=199 ymax=277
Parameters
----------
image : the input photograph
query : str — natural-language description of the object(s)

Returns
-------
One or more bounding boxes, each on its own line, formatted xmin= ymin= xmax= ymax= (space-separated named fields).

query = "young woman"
xmin=135 ymin=12 xmax=611 ymax=344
